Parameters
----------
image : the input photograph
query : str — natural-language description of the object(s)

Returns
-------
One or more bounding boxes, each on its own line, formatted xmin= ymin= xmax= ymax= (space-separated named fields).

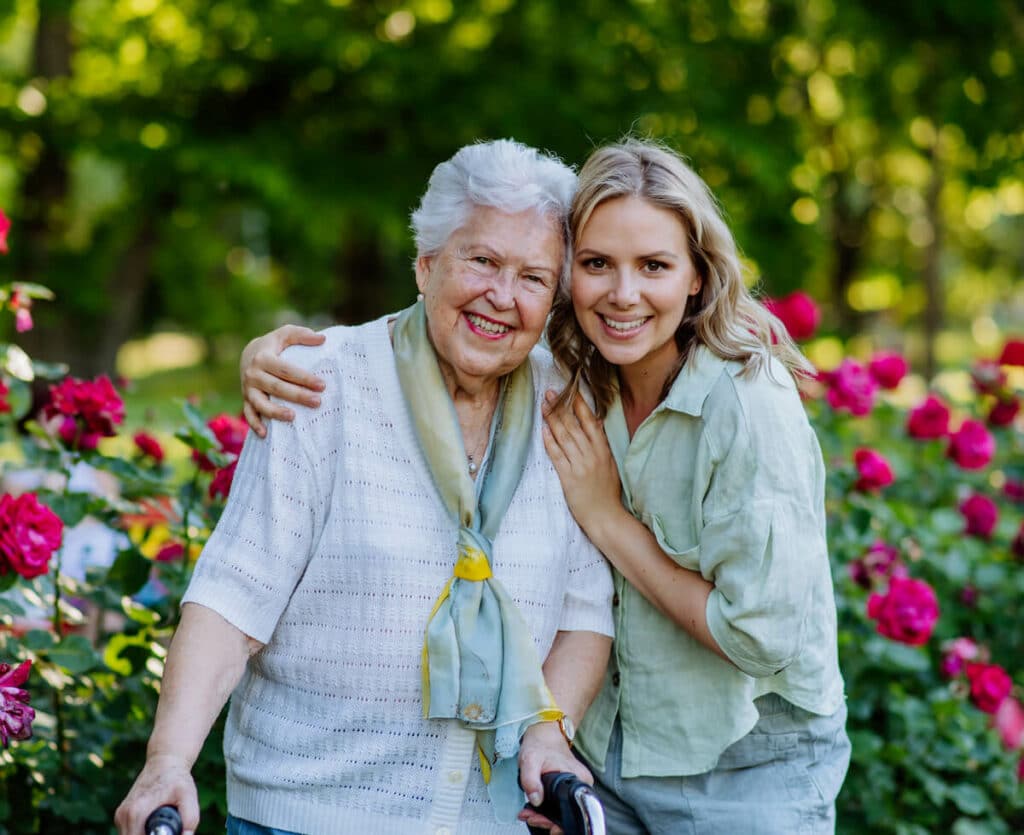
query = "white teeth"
xmin=601 ymin=315 xmax=649 ymax=332
xmin=466 ymin=313 xmax=510 ymax=334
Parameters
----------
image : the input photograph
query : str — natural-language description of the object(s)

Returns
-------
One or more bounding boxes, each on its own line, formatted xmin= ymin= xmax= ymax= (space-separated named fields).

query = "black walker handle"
xmin=145 ymin=805 xmax=183 ymax=835
xmin=525 ymin=771 xmax=602 ymax=835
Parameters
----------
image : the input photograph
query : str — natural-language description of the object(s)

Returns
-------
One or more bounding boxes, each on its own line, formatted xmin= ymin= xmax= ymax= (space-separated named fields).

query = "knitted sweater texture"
xmin=182 ymin=314 xmax=614 ymax=835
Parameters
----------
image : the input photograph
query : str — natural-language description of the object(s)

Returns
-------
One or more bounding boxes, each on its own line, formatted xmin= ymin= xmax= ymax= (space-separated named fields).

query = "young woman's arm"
xmin=542 ymin=392 xmax=729 ymax=662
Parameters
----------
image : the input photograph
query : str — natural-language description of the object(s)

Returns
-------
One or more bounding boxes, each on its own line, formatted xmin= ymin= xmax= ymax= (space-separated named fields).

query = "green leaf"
xmin=45 ymin=491 xmax=96 ymax=528
xmin=0 ymin=595 xmax=25 ymax=616
xmin=103 ymin=631 xmax=155 ymax=676
xmin=106 ymin=548 xmax=153 ymax=597
xmin=46 ymin=635 xmax=100 ymax=675
xmin=21 ymin=628 xmax=57 ymax=651
xmin=949 ymin=783 xmax=990 ymax=816
xmin=0 ymin=571 xmax=17 ymax=593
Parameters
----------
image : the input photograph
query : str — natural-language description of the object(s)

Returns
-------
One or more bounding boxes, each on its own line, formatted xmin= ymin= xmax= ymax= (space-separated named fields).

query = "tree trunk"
xmin=921 ymin=151 xmax=944 ymax=382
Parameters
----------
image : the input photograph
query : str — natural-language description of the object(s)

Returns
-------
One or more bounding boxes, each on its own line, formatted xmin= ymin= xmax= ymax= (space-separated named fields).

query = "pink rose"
xmin=966 ymin=663 xmax=1013 ymax=714
xmin=971 ymin=359 xmax=1009 ymax=397
xmin=999 ymin=338 xmax=1024 ymax=367
xmin=0 ymin=493 xmax=64 ymax=579
xmin=866 ymin=576 xmax=939 ymax=646
xmin=848 ymin=541 xmax=905 ymax=589
xmin=0 ymin=378 xmax=9 ymax=415
xmin=906 ymin=394 xmax=950 ymax=439
xmin=155 ymin=542 xmax=185 ymax=562
xmin=947 ymin=419 xmax=996 ymax=470
xmin=44 ymin=375 xmax=125 ymax=450
xmin=988 ymin=397 xmax=1020 ymax=428
xmin=0 ymin=660 xmax=34 ymax=747
xmin=958 ymin=494 xmax=999 ymax=539
xmin=133 ymin=431 xmax=165 ymax=463
xmin=1004 ymin=480 xmax=1024 ymax=504
xmin=0 ymin=209 xmax=9 ymax=254
xmin=193 ymin=413 xmax=248 ymax=472
xmin=10 ymin=289 xmax=32 ymax=333
xmin=853 ymin=447 xmax=894 ymax=491
xmin=764 ymin=291 xmax=820 ymax=341
xmin=826 ymin=359 xmax=879 ymax=417
xmin=994 ymin=697 xmax=1024 ymax=750
xmin=868 ymin=352 xmax=908 ymax=390
xmin=939 ymin=637 xmax=983 ymax=678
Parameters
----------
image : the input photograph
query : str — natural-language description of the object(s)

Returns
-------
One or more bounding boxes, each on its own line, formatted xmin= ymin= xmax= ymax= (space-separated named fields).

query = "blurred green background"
xmin=0 ymin=0 xmax=1022 ymax=423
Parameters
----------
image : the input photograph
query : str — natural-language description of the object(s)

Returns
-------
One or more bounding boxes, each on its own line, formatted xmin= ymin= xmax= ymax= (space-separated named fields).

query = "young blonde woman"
xmin=241 ymin=138 xmax=850 ymax=834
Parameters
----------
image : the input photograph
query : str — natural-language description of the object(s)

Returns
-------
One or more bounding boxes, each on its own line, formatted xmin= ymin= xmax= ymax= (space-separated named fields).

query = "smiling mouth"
xmin=600 ymin=314 xmax=650 ymax=333
xmin=465 ymin=312 xmax=511 ymax=336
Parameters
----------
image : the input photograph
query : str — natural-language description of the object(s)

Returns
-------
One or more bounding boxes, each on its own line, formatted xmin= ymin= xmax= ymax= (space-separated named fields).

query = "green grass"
xmin=121 ymin=359 xmax=244 ymax=433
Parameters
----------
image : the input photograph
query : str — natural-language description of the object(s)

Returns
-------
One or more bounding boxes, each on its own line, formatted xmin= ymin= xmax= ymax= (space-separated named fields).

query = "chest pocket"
xmin=644 ymin=512 xmax=700 ymax=572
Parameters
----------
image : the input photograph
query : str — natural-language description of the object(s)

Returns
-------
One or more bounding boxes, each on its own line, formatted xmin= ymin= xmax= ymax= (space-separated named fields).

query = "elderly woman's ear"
xmin=240 ymin=324 xmax=326 ymax=436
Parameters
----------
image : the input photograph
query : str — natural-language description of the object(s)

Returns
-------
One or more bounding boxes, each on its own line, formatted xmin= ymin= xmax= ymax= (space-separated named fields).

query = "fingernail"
xmin=315 ymin=381 xmax=326 ymax=390
xmin=528 ymin=792 xmax=541 ymax=806
xmin=545 ymin=391 xmax=555 ymax=401
xmin=285 ymin=411 xmax=295 ymax=421
xmin=309 ymin=396 xmax=321 ymax=407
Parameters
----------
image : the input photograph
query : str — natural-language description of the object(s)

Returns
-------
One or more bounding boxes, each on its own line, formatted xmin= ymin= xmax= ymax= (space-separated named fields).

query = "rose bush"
xmin=0 ymin=218 xmax=1021 ymax=831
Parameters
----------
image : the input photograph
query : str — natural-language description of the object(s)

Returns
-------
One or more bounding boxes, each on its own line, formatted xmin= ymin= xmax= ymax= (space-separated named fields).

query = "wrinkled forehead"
xmin=445 ymin=204 xmax=565 ymax=268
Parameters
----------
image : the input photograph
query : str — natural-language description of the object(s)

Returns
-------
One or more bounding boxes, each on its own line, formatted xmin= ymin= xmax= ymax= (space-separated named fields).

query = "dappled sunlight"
xmin=116 ymin=332 xmax=206 ymax=380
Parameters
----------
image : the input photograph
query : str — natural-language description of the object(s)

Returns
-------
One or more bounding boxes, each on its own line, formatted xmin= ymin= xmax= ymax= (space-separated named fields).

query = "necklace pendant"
xmin=468 ymin=457 xmax=478 ymax=475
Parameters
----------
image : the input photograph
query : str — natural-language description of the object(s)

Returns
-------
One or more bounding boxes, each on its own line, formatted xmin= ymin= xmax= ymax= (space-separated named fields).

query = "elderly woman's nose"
xmin=485 ymin=267 xmax=517 ymax=309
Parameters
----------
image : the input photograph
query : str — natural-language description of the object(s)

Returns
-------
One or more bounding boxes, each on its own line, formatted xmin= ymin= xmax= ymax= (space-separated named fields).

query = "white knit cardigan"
xmin=182 ymin=314 xmax=614 ymax=835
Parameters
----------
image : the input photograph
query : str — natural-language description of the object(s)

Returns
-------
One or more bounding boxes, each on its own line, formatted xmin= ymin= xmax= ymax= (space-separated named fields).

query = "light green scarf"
xmin=392 ymin=301 xmax=563 ymax=822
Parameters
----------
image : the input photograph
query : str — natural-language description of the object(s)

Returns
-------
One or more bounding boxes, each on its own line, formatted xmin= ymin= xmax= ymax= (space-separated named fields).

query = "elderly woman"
xmin=115 ymin=140 xmax=614 ymax=835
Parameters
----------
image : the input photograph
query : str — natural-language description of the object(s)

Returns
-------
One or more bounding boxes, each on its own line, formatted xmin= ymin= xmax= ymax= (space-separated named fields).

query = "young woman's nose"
xmin=608 ymin=269 xmax=640 ymax=307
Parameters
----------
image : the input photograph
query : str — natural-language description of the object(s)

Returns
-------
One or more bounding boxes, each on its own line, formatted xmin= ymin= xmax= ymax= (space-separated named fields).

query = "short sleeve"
xmin=557 ymin=523 xmax=615 ymax=638
xmin=699 ymin=371 xmax=825 ymax=678
xmin=182 ymin=416 xmax=323 ymax=643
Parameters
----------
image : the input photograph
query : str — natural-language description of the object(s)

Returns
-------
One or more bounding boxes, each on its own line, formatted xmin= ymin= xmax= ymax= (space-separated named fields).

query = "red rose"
xmin=1004 ymin=480 xmax=1024 ymax=504
xmin=133 ymin=431 xmax=165 ymax=463
xmin=971 ymin=359 xmax=1009 ymax=397
xmin=988 ymin=397 xmax=1020 ymax=428
xmin=947 ymin=419 xmax=996 ymax=470
xmin=999 ymin=338 xmax=1024 ymax=367
xmin=44 ymin=375 xmax=125 ymax=450
xmin=155 ymin=542 xmax=185 ymax=562
xmin=906 ymin=394 xmax=950 ymax=439
xmin=0 ymin=209 xmax=9 ymax=254
xmin=939 ymin=637 xmax=983 ymax=678
xmin=0 ymin=493 xmax=64 ymax=579
xmin=209 ymin=460 xmax=238 ymax=500
xmin=0 ymin=660 xmax=34 ymax=748
xmin=966 ymin=663 xmax=1013 ymax=714
xmin=848 ymin=541 xmax=905 ymax=589
xmin=193 ymin=413 xmax=248 ymax=471
xmin=995 ymin=697 xmax=1024 ymax=750
xmin=0 ymin=379 xmax=9 ymax=415
xmin=764 ymin=291 xmax=820 ymax=341
xmin=866 ymin=576 xmax=939 ymax=646
xmin=853 ymin=447 xmax=894 ymax=491
xmin=826 ymin=359 xmax=879 ymax=417
xmin=958 ymin=494 xmax=999 ymax=539
xmin=868 ymin=352 xmax=908 ymax=390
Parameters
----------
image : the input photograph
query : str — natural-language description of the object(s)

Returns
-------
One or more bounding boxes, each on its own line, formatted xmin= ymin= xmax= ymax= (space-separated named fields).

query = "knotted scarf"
xmin=392 ymin=301 xmax=563 ymax=822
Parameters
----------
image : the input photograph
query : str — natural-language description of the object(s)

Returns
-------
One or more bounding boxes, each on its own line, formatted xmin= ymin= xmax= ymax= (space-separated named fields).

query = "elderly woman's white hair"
xmin=410 ymin=139 xmax=577 ymax=278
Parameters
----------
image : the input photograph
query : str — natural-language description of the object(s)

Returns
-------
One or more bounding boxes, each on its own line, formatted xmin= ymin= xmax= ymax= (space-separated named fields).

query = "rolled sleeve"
xmin=557 ymin=524 xmax=615 ymax=638
xmin=702 ymin=497 xmax=815 ymax=678
xmin=182 ymin=417 xmax=322 ymax=643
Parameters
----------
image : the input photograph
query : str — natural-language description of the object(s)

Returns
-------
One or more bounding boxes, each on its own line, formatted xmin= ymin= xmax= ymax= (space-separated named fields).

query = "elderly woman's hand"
xmin=516 ymin=720 xmax=592 ymax=834
xmin=240 ymin=325 xmax=326 ymax=437
xmin=114 ymin=753 xmax=198 ymax=835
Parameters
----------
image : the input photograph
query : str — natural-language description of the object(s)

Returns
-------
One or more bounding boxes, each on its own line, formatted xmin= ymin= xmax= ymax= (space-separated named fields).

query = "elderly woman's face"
xmin=415 ymin=205 xmax=563 ymax=388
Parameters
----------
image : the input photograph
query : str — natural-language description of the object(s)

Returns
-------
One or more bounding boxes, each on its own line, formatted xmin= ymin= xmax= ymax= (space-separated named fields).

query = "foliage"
xmin=0 ymin=0 xmax=1022 ymax=377
xmin=1 ymin=232 xmax=1023 ymax=832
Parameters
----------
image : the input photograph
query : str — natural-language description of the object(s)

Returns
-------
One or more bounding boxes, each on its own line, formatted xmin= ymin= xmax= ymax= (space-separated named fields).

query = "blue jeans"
xmin=578 ymin=694 xmax=851 ymax=834
xmin=226 ymin=815 xmax=300 ymax=835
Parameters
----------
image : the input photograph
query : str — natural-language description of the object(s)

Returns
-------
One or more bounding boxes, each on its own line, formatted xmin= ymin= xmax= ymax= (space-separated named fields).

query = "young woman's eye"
xmin=645 ymin=260 xmax=668 ymax=273
xmin=582 ymin=257 xmax=607 ymax=270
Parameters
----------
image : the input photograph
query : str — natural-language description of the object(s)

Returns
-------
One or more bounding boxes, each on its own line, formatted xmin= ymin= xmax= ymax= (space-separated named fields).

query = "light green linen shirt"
xmin=576 ymin=346 xmax=845 ymax=778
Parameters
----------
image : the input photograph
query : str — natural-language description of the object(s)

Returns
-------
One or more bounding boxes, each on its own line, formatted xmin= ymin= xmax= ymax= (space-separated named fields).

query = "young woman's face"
xmin=571 ymin=196 xmax=702 ymax=383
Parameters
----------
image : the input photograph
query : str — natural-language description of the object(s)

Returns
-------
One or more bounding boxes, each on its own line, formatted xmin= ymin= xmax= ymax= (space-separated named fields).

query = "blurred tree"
xmin=0 ymin=0 xmax=1021 ymax=376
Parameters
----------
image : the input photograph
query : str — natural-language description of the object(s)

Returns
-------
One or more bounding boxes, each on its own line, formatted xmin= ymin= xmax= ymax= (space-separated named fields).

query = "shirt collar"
xmin=661 ymin=346 xmax=731 ymax=417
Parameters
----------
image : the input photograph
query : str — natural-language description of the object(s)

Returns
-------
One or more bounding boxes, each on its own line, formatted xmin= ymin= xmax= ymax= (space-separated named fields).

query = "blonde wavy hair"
xmin=547 ymin=137 xmax=813 ymax=417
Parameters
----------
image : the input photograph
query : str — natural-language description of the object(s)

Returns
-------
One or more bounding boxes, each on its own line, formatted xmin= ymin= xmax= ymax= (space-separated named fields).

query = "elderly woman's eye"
xmin=473 ymin=256 xmax=493 ymax=266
